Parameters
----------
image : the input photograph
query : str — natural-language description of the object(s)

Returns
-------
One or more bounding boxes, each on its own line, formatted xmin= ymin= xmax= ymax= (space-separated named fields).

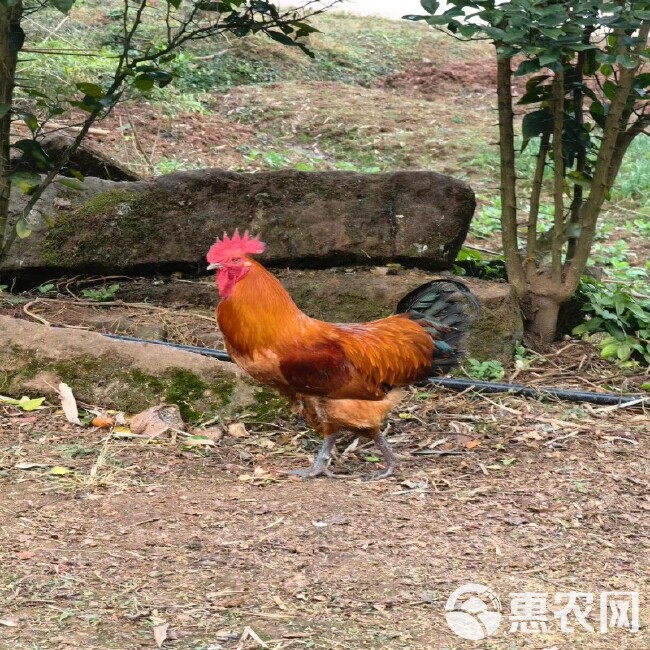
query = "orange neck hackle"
xmin=216 ymin=259 xmax=311 ymax=356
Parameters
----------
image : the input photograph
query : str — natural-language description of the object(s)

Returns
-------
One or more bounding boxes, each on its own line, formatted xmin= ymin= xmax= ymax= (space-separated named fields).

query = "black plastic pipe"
xmin=103 ymin=333 xmax=648 ymax=408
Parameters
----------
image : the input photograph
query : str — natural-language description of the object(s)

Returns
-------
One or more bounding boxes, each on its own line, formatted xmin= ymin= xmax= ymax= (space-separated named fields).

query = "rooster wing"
xmin=277 ymin=314 xmax=442 ymax=400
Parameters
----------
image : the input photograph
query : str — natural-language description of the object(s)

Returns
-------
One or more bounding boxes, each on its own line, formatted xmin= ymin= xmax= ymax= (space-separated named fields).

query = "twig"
xmin=23 ymin=300 xmax=50 ymax=326
xmin=594 ymin=397 xmax=649 ymax=414
xmin=123 ymin=105 xmax=154 ymax=175
xmin=545 ymin=431 xmax=581 ymax=446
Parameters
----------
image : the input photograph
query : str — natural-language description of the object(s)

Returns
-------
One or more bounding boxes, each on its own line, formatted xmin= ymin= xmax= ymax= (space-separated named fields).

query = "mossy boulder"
xmin=3 ymin=169 xmax=474 ymax=276
xmin=0 ymin=315 xmax=277 ymax=422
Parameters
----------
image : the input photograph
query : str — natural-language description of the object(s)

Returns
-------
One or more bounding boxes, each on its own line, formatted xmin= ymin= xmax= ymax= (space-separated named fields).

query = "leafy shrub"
xmin=464 ymin=358 xmax=505 ymax=381
xmin=573 ymin=279 xmax=650 ymax=364
xmin=453 ymin=247 xmax=507 ymax=280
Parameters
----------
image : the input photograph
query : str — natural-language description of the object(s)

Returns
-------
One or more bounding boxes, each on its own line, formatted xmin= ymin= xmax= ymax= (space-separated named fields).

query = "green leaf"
xmin=0 ymin=0 xmax=21 ymax=8
xmin=425 ymin=14 xmax=457 ymax=25
xmin=266 ymin=30 xmax=297 ymax=47
xmin=599 ymin=63 xmax=613 ymax=77
xmin=18 ymin=396 xmax=45 ymax=411
xmin=15 ymin=111 xmax=38 ymax=134
xmin=8 ymin=171 xmax=41 ymax=194
xmin=600 ymin=342 xmax=620 ymax=359
xmin=603 ymin=80 xmax=617 ymax=100
xmin=50 ymin=0 xmax=76 ymax=13
xmin=165 ymin=0 xmax=182 ymax=7
xmin=515 ymin=59 xmax=541 ymax=76
xmin=56 ymin=178 xmax=84 ymax=191
xmin=616 ymin=343 xmax=631 ymax=361
xmin=16 ymin=219 xmax=32 ymax=239
xmin=420 ymin=0 xmax=439 ymax=13
xmin=75 ymin=82 xmax=103 ymax=98
xmin=521 ymin=109 xmax=552 ymax=142
xmin=616 ymin=54 xmax=638 ymax=69
xmin=0 ymin=395 xmax=45 ymax=410
xmin=538 ymin=50 xmax=561 ymax=67
xmin=12 ymin=139 xmax=51 ymax=169
xmin=567 ymin=171 xmax=593 ymax=188
xmin=133 ymin=74 xmax=155 ymax=92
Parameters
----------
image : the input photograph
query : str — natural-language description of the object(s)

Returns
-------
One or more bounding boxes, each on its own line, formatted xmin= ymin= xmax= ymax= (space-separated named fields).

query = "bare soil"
xmin=1 ymin=373 xmax=648 ymax=649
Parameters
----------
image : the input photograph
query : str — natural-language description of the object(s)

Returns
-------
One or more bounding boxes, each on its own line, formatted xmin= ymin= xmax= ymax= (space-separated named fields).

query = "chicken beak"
xmin=207 ymin=262 xmax=222 ymax=270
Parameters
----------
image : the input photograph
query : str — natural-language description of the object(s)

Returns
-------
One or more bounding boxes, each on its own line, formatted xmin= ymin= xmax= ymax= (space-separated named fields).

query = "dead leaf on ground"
xmin=227 ymin=422 xmax=249 ymax=438
xmin=0 ymin=617 xmax=18 ymax=627
xmin=193 ymin=426 xmax=223 ymax=442
xmin=130 ymin=405 xmax=185 ymax=437
xmin=152 ymin=622 xmax=169 ymax=647
xmin=464 ymin=439 xmax=481 ymax=449
xmin=59 ymin=382 xmax=81 ymax=425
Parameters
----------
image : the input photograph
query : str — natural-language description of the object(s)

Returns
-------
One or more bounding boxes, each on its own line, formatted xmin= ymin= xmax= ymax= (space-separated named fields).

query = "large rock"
xmin=3 ymin=169 xmax=474 ymax=274
xmin=0 ymin=315 xmax=283 ymax=422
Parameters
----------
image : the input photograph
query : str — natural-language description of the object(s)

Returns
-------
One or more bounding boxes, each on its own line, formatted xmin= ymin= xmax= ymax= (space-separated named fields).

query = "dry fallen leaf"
xmin=153 ymin=622 xmax=169 ymax=647
xmin=464 ymin=439 xmax=481 ymax=449
xmin=59 ymin=382 xmax=81 ymax=425
xmin=196 ymin=426 xmax=223 ymax=442
xmin=130 ymin=405 xmax=185 ymax=437
xmin=0 ymin=617 xmax=18 ymax=627
xmin=227 ymin=422 xmax=249 ymax=438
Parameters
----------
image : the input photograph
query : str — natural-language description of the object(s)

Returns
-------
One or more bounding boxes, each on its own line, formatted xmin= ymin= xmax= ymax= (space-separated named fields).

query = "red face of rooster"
xmin=206 ymin=230 xmax=265 ymax=297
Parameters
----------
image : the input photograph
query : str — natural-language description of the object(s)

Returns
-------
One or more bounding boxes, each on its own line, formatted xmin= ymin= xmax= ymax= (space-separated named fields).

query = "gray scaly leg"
xmin=368 ymin=431 xmax=398 ymax=480
xmin=289 ymin=432 xmax=338 ymax=478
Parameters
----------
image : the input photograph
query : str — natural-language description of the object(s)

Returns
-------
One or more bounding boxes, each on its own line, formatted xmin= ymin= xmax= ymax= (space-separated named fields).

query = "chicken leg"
xmin=371 ymin=430 xmax=398 ymax=480
xmin=289 ymin=432 xmax=338 ymax=478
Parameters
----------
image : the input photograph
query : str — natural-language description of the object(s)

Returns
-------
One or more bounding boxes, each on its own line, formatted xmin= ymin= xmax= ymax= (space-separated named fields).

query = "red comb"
xmin=206 ymin=230 xmax=265 ymax=263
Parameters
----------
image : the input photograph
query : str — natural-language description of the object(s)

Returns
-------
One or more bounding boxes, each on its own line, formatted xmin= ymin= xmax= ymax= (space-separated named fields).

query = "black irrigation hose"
xmin=103 ymin=333 xmax=649 ymax=408
xmin=422 ymin=377 xmax=647 ymax=407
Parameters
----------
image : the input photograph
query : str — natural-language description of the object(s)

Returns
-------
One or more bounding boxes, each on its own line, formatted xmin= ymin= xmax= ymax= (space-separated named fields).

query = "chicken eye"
xmin=232 ymin=257 xmax=241 ymax=262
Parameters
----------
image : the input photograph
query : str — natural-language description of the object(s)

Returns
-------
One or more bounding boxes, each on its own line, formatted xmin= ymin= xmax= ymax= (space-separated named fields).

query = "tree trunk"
xmin=0 ymin=1 xmax=23 ymax=250
xmin=525 ymin=290 xmax=562 ymax=348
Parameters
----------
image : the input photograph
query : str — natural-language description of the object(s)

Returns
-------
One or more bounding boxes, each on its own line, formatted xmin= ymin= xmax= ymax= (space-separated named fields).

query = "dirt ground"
xmin=1 ymin=342 xmax=649 ymax=649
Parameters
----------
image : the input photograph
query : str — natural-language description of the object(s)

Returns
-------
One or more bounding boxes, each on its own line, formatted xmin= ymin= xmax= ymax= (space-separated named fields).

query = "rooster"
xmin=207 ymin=231 xmax=478 ymax=479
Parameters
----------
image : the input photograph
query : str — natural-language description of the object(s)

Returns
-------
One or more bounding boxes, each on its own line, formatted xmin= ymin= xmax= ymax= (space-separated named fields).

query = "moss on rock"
xmin=42 ymin=188 xmax=174 ymax=269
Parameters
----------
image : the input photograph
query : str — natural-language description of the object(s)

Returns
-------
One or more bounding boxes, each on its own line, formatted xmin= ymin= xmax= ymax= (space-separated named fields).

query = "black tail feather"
xmin=396 ymin=279 xmax=480 ymax=374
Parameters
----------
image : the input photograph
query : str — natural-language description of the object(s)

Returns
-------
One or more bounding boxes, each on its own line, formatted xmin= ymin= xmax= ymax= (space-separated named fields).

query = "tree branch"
xmin=550 ymin=68 xmax=565 ymax=284
xmin=526 ymin=131 xmax=549 ymax=261
xmin=496 ymin=54 xmax=525 ymax=296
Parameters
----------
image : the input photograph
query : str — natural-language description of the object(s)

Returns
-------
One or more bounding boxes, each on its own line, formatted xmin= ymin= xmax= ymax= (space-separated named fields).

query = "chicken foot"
xmin=369 ymin=431 xmax=398 ymax=480
xmin=289 ymin=432 xmax=338 ymax=478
